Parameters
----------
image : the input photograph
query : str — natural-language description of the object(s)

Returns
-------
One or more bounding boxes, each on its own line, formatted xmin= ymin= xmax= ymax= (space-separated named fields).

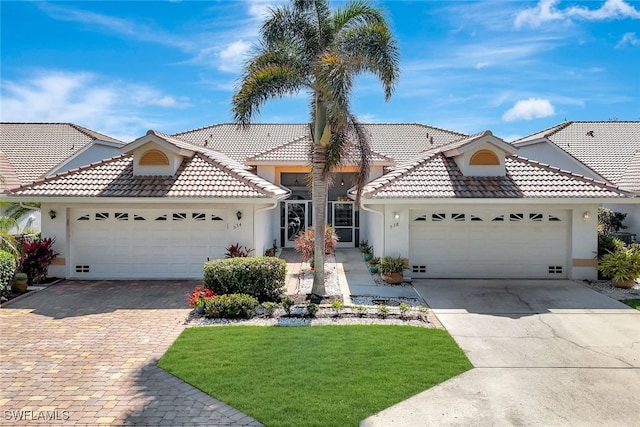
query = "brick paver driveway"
xmin=0 ymin=281 xmax=262 ymax=426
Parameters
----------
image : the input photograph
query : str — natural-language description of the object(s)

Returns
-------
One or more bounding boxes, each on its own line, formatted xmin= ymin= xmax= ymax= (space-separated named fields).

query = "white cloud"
xmin=515 ymin=0 xmax=640 ymax=28
xmin=218 ymin=40 xmax=252 ymax=73
xmin=502 ymin=98 xmax=555 ymax=122
xmin=617 ymin=32 xmax=640 ymax=47
xmin=0 ymin=70 xmax=189 ymax=141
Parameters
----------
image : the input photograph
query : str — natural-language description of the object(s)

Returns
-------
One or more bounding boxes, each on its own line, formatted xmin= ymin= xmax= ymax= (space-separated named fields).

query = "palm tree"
xmin=233 ymin=0 xmax=399 ymax=297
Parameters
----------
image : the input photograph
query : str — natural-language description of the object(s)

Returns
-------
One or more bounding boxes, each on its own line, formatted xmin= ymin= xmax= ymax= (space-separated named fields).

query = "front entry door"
xmin=284 ymin=201 xmax=308 ymax=247
xmin=330 ymin=202 xmax=355 ymax=248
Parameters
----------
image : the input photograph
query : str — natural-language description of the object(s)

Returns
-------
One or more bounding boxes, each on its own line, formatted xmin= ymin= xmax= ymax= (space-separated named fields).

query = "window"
xmin=452 ymin=213 xmax=465 ymax=221
xmin=133 ymin=215 xmax=146 ymax=221
xmin=431 ymin=213 xmax=446 ymax=221
xmin=492 ymin=215 xmax=504 ymax=222
xmin=192 ymin=213 xmax=206 ymax=221
xmin=469 ymin=149 xmax=500 ymax=166
xmin=510 ymin=213 xmax=524 ymax=221
xmin=77 ymin=214 xmax=90 ymax=221
xmin=414 ymin=215 xmax=427 ymax=221
xmin=549 ymin=215 xmax=561 ymax=222
xmin=115 ymin=212 xmax=129 ymax=221
xmin=155 ymin=214 xmax=167 ymax=221
xmin=529 ymin=213 xmax=543 ymax=222
xmin=173 ymin=213 xmax=187 ymax=221
xmin=470 ymin=215 xmax=483 ymax=222
xmin=139 ymin=149 xmax=169 ymax=166
xmin=211 ymin=214 xmax=223 ymax=221
xmin=95 ymin=212 xmax=109 ymax=221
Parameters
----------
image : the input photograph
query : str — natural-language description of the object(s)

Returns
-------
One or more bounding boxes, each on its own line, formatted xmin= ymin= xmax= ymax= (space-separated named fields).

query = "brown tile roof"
xmin=514 ymin=121 xmax=640 ymax=191
xmin=0 ymin=123 xmax=123 ymax=188
xmin=361 ymin=153 xmax=631 ymax=200
xmin=173 ymin=123 xmax=466 ymax=165
xmin=9 ymin=153 xmax=289 ymax=199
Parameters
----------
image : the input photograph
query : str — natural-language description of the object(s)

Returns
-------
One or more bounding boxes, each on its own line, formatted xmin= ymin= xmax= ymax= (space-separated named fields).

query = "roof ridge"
xmin=172 ymin=123 xmax=310 ymax=136
xmin=544 ymin=121 xmax=573 ymax=138
xmin=248 ymin=135 xmax=310 ymax=161
xmin=69 ymin=124 xmax=124 ymax=143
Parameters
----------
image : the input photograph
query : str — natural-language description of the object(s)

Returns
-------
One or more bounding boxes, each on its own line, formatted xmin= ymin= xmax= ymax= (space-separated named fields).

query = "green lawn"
xmin=158 ymin=325 xmax=471 ymax=427
xmin=622 ymin=299 xmax=640 ymax=310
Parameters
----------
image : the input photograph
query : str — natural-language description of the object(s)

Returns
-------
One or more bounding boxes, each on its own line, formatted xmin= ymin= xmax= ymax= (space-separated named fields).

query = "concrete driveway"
xmin=0 ymin=281 xmax=261 ymax=426
xmin=362 ymin=280 xmax=640 ymax=426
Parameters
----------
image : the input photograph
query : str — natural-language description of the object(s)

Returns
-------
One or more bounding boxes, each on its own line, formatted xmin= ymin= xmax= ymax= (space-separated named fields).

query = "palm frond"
xmin=333 ymin=0 xmax=384 ymax=31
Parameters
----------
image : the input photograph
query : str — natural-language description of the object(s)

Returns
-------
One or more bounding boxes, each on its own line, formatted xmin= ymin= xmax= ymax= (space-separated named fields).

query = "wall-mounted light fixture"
xmin=583 ymin=211 xmax=590 ymax=221
xmin=340 ymin=175 xmax=345 ymax=186
xmin=236 ymin=211 xmax=243 ymax=220
xmin=48 ymin=210 xmax=57 ymax=220
xmin=394 ymin=212 xmax=400 ymax=221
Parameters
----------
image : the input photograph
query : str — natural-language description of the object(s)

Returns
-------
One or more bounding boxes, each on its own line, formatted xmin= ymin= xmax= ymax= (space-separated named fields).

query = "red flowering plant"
xmin=187 ymin=286 xmax=216 ymax=308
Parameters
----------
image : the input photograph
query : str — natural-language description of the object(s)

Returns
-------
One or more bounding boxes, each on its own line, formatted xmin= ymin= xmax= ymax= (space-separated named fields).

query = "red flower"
xmin=187 ymin=286 xmax=216 ymax=307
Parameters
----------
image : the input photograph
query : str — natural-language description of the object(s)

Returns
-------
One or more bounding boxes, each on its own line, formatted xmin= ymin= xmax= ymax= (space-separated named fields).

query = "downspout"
xmin=359 ymin=201 xmax=384 ymax=256
xmin=254 ymin=190 xmax=291 ymax=255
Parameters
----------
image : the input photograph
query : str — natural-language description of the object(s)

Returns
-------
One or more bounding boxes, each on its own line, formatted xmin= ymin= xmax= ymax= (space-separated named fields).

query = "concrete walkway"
xmin=362 ymin=279 xmax=640 ymax=426
xmin=0 ymin=281 xmax=262 ymax=426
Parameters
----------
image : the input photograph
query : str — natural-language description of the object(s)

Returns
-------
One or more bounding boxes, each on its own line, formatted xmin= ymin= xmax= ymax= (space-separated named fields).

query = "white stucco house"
xmin=513 ymin=121 xmax=640 ymax=241
xmin=0 ymin=123 xmax=124 ymax=233
xmin=4 ymin=123 xmax=636 ymax=282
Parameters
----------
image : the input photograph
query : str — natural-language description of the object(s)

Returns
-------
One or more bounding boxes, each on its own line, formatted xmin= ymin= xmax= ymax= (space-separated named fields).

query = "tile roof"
xmin=9 ymin=152 xmax=289 ymax=199
xmin=173 ymin=123 xmax=466 ymax=165
xmin=246 ymin=134 xmax=394 ymax=165
xmin=0 ymin=123 xmax=123 ymax=188
xmin=514 ymin=121 xmax=640 ymax=191
xmin=361 ymin=153 xmax=631 ymax=199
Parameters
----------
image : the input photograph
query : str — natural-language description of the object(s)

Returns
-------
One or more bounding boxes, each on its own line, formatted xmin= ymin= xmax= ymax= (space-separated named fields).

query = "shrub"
xmin=261 ymin=301 xmax=279 ymax=317
xmin=598 ymin=207 xmax=627 ymax=235
xmin=378 ymin=305 xmax=389 ymax=318
xmin=187 ymin=286 xmax=216 ymax=308
xmin=598 ymin=249 xmax=640 ymax=284
xmin=203 ymin=257 xmax=285 ymax=303
xmin=353 ymin=305 xmax=368 ymax=317
xmin=598 ymin=235 xmax=625 ymax=259
xmin=331 ymin=299 xmax=344 ymax=315
xmin=307 ymin=303 xmax=319 ymax=317
xmin=225 ymin=243 xmax=253 ymax=258
xmin=17 ymin=236 xmax=58 ymax=284
xmin=294 ymin=225 xmax=339 ymax=261
xmin=204 ymin=294 xmax=258 ymax=319
xmin=280 ymin=295 xmax=294 ymax=315
xmin=0 ymin=250 xmax=16 ymax=292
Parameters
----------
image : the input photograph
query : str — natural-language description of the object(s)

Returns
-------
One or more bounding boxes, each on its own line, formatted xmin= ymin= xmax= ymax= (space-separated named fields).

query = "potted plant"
xmin=598 ymin=248 xmax=640 ymax=289
xmin=187 ymin=286 xmax=216 ymax=314
xmin=361 ymin=244 xmax=373 ymax=262
xmin=379 ymin=255 xmax=409 ymax=285
xmin=11 ymin=272 xmax=28 ymax=294
xmin=368 ymin=256 xmax=380 ymax=274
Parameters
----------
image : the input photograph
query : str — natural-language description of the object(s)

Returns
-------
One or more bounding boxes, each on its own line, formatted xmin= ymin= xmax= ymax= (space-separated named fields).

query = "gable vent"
xmin=140 ymin=149 xmax=169 ymax=166
xmin=470 ymin=149 xmax=500 ymax=166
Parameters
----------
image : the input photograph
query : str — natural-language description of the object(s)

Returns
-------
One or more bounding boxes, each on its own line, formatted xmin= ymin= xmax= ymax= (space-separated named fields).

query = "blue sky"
xmin=1 ymin=0 xmax=639 ymax=142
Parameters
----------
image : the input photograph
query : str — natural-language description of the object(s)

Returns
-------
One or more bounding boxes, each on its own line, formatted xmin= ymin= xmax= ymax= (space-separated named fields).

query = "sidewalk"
xmin=281 ymin=248 xmax=421 ymax=302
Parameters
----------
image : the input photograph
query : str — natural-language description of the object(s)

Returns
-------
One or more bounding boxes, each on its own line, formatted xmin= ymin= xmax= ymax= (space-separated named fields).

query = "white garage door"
xmin=409 ymin=210 xmax=568 ymax=279
xmin=70 ymin=209 xmax=228 ymax=279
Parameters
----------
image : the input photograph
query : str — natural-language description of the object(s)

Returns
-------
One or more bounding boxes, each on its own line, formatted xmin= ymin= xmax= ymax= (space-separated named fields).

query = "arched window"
xmin=469 ymin=149 xmax=499 ymax=166
xmin=139 ymin=149 xmax=169 ymax=166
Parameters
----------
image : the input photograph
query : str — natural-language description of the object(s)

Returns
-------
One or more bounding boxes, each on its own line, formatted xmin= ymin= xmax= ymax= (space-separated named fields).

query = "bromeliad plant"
xmin=187 ymin=286 xmax=216 ymax=308
xmin=225 ymin=243 xmax=253 ymax=258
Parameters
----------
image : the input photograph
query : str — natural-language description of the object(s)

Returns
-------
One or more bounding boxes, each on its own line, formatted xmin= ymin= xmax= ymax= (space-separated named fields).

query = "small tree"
xmin=17 ymin=236 xmax=58 ymax=284
xmin=598 ymin=207 xmax=627 ymax=235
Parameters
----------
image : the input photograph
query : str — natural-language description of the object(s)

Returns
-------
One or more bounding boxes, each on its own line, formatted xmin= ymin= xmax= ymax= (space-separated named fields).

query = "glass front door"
xmin=330 ymin=202 xmax=355 ymax=247
xmin=284 ymin=201 xmax=308 ymax=247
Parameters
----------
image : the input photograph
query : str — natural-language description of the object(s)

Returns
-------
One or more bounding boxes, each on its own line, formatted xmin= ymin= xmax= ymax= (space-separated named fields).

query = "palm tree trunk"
xmin=311 ymin=100 xmax=328 ymax=297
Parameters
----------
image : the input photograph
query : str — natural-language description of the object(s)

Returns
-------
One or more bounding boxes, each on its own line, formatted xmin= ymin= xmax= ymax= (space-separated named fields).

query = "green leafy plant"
xmin=359 ymin=240 xmax=371 ymax=254
xmin=203 ymin=257 xmax=286 ymax=303
xmin=378 ymin=305 xmax=390 ymax=319
xmin=204 ymin=294 xmax=259 ymax=319
xmin=399 ymin=302 xmax=411 ymax=318
xmin=379 ymin=256 xmax=409 ymax=275
xmin=598 ymin=235 xmax=626 ymax=259
xmin=261 ymin=301 xmax=280 ymax=317
xmin=225 ymin=243 xmax=253 ymax=258
xmin=598 ymin=248 xmax=640 ymax=286
xmin=307 ymin=303 xmax=319 ymax=317
xmin=280 ymin=295 xmax=295 ymax=315
xmin=598 ymin=207 xmax=627 ymax=235
xmin=17 ymin=236 xmax=58 ymax=284
xmin=294 ymin=225 xmax=339 ymax=262
xmin=0 ymin=250 xmax=17 ymax=293
xmin=353 ymin=305 xmax=368 ymax=317
xmin=331 ymin=299 xmax=344 ymax=316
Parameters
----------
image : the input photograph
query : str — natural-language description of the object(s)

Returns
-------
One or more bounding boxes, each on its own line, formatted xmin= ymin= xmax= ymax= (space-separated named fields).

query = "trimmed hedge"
xmin=0 ymin=250 xmax=17 ymax=292
xmin=204 ymin=294 xmax=258 ymax=319
xmin=203 ymin=257 xmax=286 ymax=302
